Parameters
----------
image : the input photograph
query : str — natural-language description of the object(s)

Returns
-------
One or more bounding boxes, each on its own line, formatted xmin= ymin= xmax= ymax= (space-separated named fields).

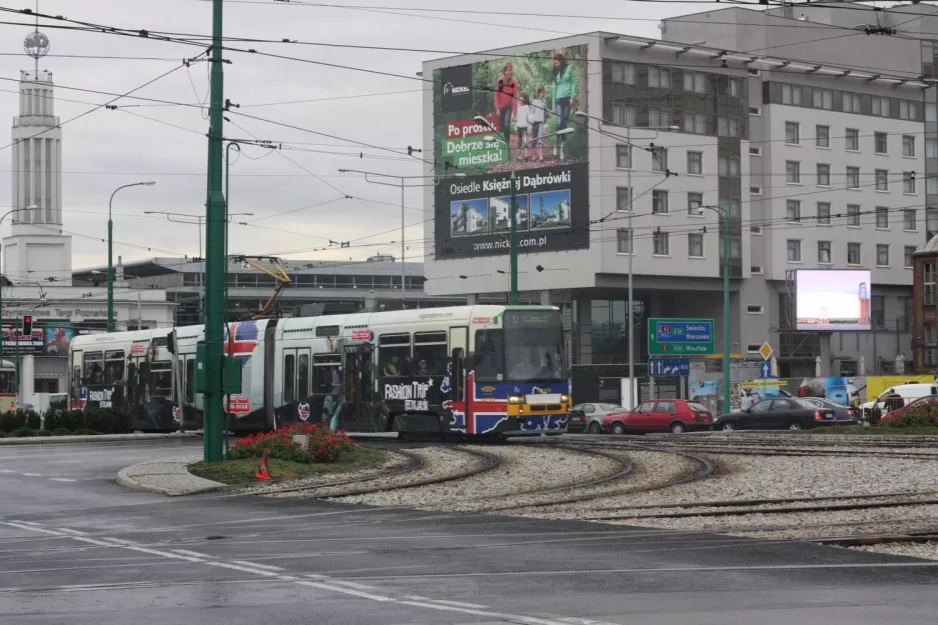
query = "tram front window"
xmin=474 ymin=310 xmax=565 ymax=383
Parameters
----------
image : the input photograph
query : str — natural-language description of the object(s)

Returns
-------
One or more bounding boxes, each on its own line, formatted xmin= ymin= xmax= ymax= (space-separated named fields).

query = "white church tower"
xmin=3 ymin=26 xmax=72 ymax=287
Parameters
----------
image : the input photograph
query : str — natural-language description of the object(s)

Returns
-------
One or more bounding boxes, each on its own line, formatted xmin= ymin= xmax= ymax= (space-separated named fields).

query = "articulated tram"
xmin=66 ymin=305 xmax=570 ymax=437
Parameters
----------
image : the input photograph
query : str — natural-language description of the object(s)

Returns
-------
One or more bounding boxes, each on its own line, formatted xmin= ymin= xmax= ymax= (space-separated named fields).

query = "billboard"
xmin=433 ymin=45 xmax=589 ymax=259
xmin=796 ymin=269 xmax=872 ymax=331
xmin=1 ymin=324 xmax=95 ymax=358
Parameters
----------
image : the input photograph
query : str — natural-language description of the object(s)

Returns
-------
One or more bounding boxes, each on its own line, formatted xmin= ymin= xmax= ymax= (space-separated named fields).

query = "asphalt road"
xmin=1 ymin=439 xmax=937 ymax=625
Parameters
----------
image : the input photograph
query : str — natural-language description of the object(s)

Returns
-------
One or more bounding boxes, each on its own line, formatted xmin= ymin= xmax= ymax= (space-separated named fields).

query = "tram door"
xmin=342 ymin=344 xmax=375 ymax=432
xmin=69 ymin=350 xmax=83 ymax=409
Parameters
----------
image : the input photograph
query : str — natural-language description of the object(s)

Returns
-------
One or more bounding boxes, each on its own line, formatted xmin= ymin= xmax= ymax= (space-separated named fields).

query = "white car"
xmin=567 ymin=403 xmax=625 ymax=434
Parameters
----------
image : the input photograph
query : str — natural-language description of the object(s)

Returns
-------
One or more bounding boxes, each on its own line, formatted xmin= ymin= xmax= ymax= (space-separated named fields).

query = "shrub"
xmin=880 ymin=403 xmax=938 ymax=428
xmin=0 ymin=409 xmax=38 ymax=432
xmin=52 ymin=428 xmax=71 ymax=437
xmin=228 ymin=423 xmax=355 ymax=464
xmin=10 ymin=427 xmax=35 ymax=437
xmin=43 ymin=408 xmax=130 ymax=434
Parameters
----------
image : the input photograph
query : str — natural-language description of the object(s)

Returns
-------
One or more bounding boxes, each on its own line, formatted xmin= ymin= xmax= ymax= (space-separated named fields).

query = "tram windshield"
xmin=474 ymin=309 xmax=565 ymax=383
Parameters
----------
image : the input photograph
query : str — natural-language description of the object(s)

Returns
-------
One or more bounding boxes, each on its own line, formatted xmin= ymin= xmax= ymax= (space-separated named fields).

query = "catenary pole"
xmin=202 ymin=0 xmax=226 ymax=463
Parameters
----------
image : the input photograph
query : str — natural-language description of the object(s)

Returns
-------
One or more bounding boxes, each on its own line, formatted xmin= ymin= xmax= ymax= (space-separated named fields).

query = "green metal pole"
xmin=14 ymin=328 xmax=19 ymax=400
xmin=722 ymin=207 xmax=731 ymax=414
xmin=202 ymin=0 xmax=227 ymax=463
xmin=107 ymin=217 xmax=113 ymax=332
xmin=509 ymin=171 xmax=518 ymax=305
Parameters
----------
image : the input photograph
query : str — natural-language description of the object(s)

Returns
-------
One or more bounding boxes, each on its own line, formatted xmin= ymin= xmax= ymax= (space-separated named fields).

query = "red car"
xmin=602 ymin=399 xmax=713 ymax=435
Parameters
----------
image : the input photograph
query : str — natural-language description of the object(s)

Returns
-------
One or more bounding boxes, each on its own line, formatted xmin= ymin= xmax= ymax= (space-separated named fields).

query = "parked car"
xmin=601 ymin=399 xmax=714 ymax=435
xmin=860 ymin=383 xmax=938 ymax=424
xmin=712 ymin=397 xmax=837 ymax=431
xmin=800 ymin=397 xmax=859 ymax=425
xmin=567 ymin=403 xmax=625 ymax=433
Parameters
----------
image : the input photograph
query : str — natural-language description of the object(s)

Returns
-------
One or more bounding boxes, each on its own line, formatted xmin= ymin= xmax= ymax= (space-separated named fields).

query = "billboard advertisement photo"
xmin=796 ymin=269 xmax=872 ymax=331
xmin=433 ymin=45 xmax=589 ymax=259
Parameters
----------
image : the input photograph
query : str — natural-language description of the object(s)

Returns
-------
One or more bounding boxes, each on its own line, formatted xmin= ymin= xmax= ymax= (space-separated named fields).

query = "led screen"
xmin=796 ymin=269 xmax=871 ymax=331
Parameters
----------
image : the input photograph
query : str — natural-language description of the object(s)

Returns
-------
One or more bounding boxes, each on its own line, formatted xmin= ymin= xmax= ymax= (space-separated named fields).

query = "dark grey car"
xmin=800 ymin=397 xmax=859 ymax=425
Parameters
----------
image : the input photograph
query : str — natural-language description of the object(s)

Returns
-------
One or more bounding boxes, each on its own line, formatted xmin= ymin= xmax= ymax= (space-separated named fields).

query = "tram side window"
xmin=151 ymin=361 xmax=172 ymax=398
xmin=313 ymin=355 xmax=341 ymax=394
xmin=71 ymin=366 xmax=81 ymax=401
xmin=298 ymin=353 xmax=310 ymax=400
xmin=84 ymin=352 xmax=104 ymax=386
xmin=413 ymin=332 xmax=447 ymax=375
xmin=473 ymin=330 xmax=504 ymax=381
xmin=0 ymin=371 xmax=11 ymax=393
xmin=284 ymin=354 xmax=295 ymax=404
xmin=104 ymin=350 xmax=124 ymax=385
xmin=185 ymin=359 xmax=194 ymax=403
xmin=379 ymin=334 xmax=410 ymax=376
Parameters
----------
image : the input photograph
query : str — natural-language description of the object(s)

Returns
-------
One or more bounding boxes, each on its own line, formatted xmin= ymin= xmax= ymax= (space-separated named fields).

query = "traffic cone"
xmin=255 ymin=448 xmax=271 ymax=481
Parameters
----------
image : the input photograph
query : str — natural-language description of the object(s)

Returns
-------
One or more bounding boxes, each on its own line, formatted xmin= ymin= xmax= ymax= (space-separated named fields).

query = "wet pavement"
xmin=1 ymin=439 xmax=937 ymax=624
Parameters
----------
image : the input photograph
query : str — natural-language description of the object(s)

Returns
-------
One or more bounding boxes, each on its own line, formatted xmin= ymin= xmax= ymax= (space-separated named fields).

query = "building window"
xmin=785 ymin=121 xmax=800 ymax=144
xmin=904 ymin=172 xmax=916 ymax=193
xmin=648 ymin=108 xmax=671 ymax=129
xmin=727 ymin=77 xmax=740 ymax=97
xmin=927 ymin=137 xmax=938 ymax=159
xmin=611 ymin=62 xmax=635 ymax=84
xmin=872 ymin=295 xmax=886 ymax=329
xmin=747 ymin=305 xmax=764 ymax=315
xmin=616 ymin=144 xmax=631 ymax=169
xmin=719 ymin=155 xmax=740 ymax=177
xmin=876 ymin=244 xmax=890 ymax=267
xmin=816 ymin=125 xmax=830 ymax=147
xmin=818 ymin=241 xmax=832 ymax=264
xmin=653 ymin=231 xmax=669 ymax=256
xmin=875 ymin=169 xmax=888 ymax=191
xmin=749 ymin=107 xmax=761 ymax=116
xmin=846 ymin=128 xmax=859 ymax=151
xmin=786 ymin=160 xmax=800 ymax=183
xmin=728 ymin=197 xmax=741 ymax=219
xmin=787 ymin=239 xmax=801 ymax=262
xmin=781 ymin=83 xmax=802 ymax=105
xmin=876 ymin=206 xmax=889 ymax=229
xmin=748 ymin=68 xmax=760 ymax=76
xmin=751 ymin=225 xmax=763 ymax=235
xmin=651 ymin=147 xmax=668 ymax=172
xmin=750 ymin=186 xmax=762 ymax=195
xmin=687 ymin=151 xmax=702 ymax=175
xmin=874 ymin=132 xmax=888 ymax=155
xmin=925 ymin=262 xmax=936 ymax=306
xmin=684 ymin=112 xmax=706 ymax=134
xmin=904 ymin=208 xmax=917 ymax=231
xmin=903 ymin=135 xmax=915 ymax=157
xmin=930 ymin=177 xmax=938 ymax=195
xmin=717 ymin=115 xmax=739 ymax=137
xmin=612 ymin=103 xmax=636 ymax=126
xmin=684 ymin=71 xmax=706 ymax=94
xmin=749 ymin=146 xmax=762 ymax=156
xmin=688 ymin=192 xmax=703 ymax=215
xmin=786 ymin=199 xmax=801 ymax=222
xmin=616 ymin=229 xmax=633 ymax=254
xmin=872 ymin=96 xmax=890 ymax=117
xmin=905 ymin=245 xmax=916 ymax=268
xmin=847 ymin=204 xmax=861 ymax=227
xmin=817 ymin=202 xmax=831 ymax=225
xmin=688 ymin=233 xmax=704 ymax=258
xmin=817 ymin=163 xmax=830 ymax=186
xmin=648 ymin=67 xmax=671 ymax=88
xmin=846 ymin=166 xmax=860 ymax=189
xmin=616 ymin=186 xmax=632 ymax=213
xmin=848 ymin=242 xmax=861 ymax=266
xmin=842 ymin=92 xmax=861 ymax=113
xmin=652 ymin=190 xmax=669 ymax=214
xmin=813 ymin=88 xmax=833 ymax=110
xmin=751 ymin=265 xmax=764 ymax=275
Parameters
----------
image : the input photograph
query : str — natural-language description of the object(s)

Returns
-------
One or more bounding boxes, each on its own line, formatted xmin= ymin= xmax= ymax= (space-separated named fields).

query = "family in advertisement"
xmin=434 ymin=45 xmax=590 ymax=259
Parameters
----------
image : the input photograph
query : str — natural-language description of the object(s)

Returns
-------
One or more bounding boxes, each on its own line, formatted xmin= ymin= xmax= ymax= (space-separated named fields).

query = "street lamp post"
xmin=145 ymin=210 xmax=254 ymax=323
xmin=108 ymin=182 xmax=155 ymax=332
xmin=473 ymin=117 xmax=574 ymax=305
xmin=337 ymin=169 xmax=465 ymax=305
xmin=0 ymin=208 xmax=27 ymax=359
xmin=699 ymin=204 xmax=732 ymax=414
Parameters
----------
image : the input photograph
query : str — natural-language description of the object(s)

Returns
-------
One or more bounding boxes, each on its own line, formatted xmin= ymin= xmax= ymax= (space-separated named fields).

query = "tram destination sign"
xmin=648 ymin=318 xmax=714 ymax=355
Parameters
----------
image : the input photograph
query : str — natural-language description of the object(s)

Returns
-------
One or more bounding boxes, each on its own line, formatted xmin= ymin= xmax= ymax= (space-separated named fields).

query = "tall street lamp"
xmin=473 ymin=116 xmax=573 ymax=305
xmin=337 ymin=169 xmax=464 ymax=304
xmin=0 ymin=208 xmax=27 ymax=368
xmin=144 ymin=210 xmax=254 ymax=323
xmin=575 ymin=112 xmax=678 ymax=407
xmin=108 ymin=182 xmax=155 ymax=332
xmin=698 ymin=204 xmax=732 ymax=415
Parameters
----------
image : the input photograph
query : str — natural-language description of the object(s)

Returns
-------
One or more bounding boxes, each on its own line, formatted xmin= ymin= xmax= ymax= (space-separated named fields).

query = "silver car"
xmin=568 ymin=403 xmax=625 ymax=434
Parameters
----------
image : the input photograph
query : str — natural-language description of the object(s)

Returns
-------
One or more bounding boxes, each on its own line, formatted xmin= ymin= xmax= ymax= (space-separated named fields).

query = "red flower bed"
xmin=229 ymin=423 xmax=356 ymax=464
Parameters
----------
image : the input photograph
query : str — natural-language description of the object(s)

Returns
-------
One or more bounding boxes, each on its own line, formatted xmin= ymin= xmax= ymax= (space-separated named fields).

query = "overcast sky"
xmin=0 ymin=0 xmax=711 ymax=273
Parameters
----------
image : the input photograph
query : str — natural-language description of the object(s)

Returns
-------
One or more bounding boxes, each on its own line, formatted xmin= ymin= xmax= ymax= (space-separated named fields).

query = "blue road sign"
xmin=759 ymin=362 xmax=772 ymax=379
xmin=648 ymin=318 xmax=714 ymax=355
xmin=648 ymin=358 xmax=690 ymax=377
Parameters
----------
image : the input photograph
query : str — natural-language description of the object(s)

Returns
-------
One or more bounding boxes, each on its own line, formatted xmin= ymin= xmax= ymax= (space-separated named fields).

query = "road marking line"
xmin=18 ymin=521 xmax=42 ymax=526
xmin=229 ymin=560 xmax=284 ymax=571
xmin=104 ymin=538 xmax=137 ymax=545
xmin=396 ymin=600 xmax=566 ymax=625
xmin=294 ymin=580 xmax=394 ymax=602
xmin=0 ymin=470 xmax=15 ymax=473
xmin=305 ymin=573 xmax=328 ymax=579
xmin=56 ymin=528 xmax=88 ymax=536
xmin=277 ymin=575 xmax=299 ymax=581
xmin=171 ymin=549 xmax=213 ymax=559
xmin=20 ymin=473 xmax=42 ymax=477
xmin=327 ymin=579 xmax=378 ymax=590
xmin=205 ymin=561 xmax=281 ymax=577
xmin=49 ymin=478 xmax=76 ymax=483
xmin=422 ymin=599 xmax=489 ymax=609
xmin=47 ymin=461 xmax=83 ymax=465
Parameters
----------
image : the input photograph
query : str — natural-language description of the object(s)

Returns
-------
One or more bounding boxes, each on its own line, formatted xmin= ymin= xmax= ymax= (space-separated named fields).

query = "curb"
xmin=0 ymin=433 xmax=201 ymax=446
xmin=116 ymin=459 xmax=227 ymax=497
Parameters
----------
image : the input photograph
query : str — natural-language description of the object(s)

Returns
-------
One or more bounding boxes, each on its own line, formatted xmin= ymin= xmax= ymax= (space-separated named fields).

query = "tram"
xmin=67 ymin=305 xmax=570 ymax=437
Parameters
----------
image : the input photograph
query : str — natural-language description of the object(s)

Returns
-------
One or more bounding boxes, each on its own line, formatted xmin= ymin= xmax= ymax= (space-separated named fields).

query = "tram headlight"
xmin=508 ymin=394 xmax=525 ymax=405
xmin=560 ymin=394 xmax=570 ymax=404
